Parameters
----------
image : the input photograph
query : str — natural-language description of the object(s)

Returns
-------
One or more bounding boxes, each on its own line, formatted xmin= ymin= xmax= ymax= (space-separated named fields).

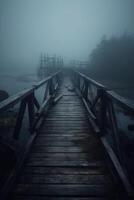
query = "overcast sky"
xmin=0 ymin=0 xmax=134 ymax=73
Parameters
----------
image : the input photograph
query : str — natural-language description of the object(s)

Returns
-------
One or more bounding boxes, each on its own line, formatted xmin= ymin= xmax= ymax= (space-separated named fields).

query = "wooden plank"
xmin=52 ymin=105 xmax=84 ymax=109
xmin=45 ymin=115 xmax=87 ymax=118
xmin=35 ymin=136 xmax=90 ymax=142
xmin=37 ymin=133 xmax=88 ymax=137
xmin=18 ymin=174 xmax=112 ymax=184
xmin=43 ymin=120 xmax=88 ymax=124
xmin=51 ymin=109 xmax=85 ymax=112
xmin=12 ymin=197 xmax=108 ymax=200
xmin=35 ymin=136 xmax=89 ymax=141
xmin=41 ymin=127 xmax=89 ymax=131
xmin=32 ymin=141 xmax=87 ymax=147
xmin=23 ymin=166 xmax=108 ymax=175
xmin=38 ymin=131 xmax=90 ymax=135
xmin=49 ymin=111 xmax=87 ymax=114
xmin=19 ymin=173 xmax=112 ymax=185
xmin=26 ymin=160 xmax=104 ymax=167
xmin=34 ymin=138 xmax=90 ymax=144
xmin=48 ymin=110 xmax=86 ymax=113
xmin=30 ymin=146 xmax=87 ymax=153
xmin=14 ymin=184 xmax=114 ymax=197
xmin=45 ymin=118 xmax=88 ymax=121
xmin=33 ymin=137 xmax=101 ymax=149
xmin=49 ymin=104 xmax=83 ymax=106
xmin=29 ymin=153 xmax=101 ymax=160
xmin=43 ymin=125 xmax=89 ymax=129
xmin=43 ymin=121 xmax=88 ymax=125
xmin=47 ymin=115 xmax=87 ymax=118
xmin=44 ymin=118 xmax=88 ymax=121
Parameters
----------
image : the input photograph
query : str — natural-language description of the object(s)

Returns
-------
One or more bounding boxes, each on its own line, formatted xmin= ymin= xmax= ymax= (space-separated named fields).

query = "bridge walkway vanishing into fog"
xmin=11 ymin=76 xmax=116 ymax=200
xmin=0 ymin=70 xmax=134 ymax=199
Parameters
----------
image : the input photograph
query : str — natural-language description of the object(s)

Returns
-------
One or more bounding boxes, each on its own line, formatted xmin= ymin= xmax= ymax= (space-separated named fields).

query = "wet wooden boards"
xmin=11 ymin=77 xmax=116 ymax=200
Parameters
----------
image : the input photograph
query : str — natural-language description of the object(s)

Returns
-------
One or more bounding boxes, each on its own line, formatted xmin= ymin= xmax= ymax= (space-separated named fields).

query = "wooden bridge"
xmin=0 ymin=69 xmax=134 ymax=199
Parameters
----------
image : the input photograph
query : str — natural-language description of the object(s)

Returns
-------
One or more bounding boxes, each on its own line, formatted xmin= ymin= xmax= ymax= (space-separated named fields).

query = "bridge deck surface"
xmin=11 ymin=77 xmax=116 ymax=200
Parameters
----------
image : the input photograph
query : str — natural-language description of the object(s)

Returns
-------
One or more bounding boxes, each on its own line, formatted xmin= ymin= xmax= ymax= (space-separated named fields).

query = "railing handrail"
xmin=0 ymin=71 xmax=61 ymax=112
xmin=74 ymin=70 xmax=134 ymax=197
xmin=75 ymin=70 xmax=134 ymax=113
xmin=33 ymin=71 xmax=60 ymax=89
xmin=76 ymin=71 xmax=107 ymax=89
xmin=107 ymin=90 xmax=134 ymax=113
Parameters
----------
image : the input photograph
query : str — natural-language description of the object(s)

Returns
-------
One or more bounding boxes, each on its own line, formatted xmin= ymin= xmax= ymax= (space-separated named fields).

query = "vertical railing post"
xmin=56 ymin=73 xmax=60 ymax=86
xmin=43 ymin=81 xmax=49 ymax=102
xmin=13 ymin=99 xmax=27 ymax=139
xmin=77 ymin=75 xmax=80 ymax=90
xmin=99 ymin=89 xmax=107 ymax=134
xmin=49 ymin=78 xmax=53 ymax=96
xmin=108 ymin=100 xmax=126 ymax=170
xmin=28 ymin=93 xmax=35 ymax=133
xmin=56 ymin=74 xmax=60 ymax=92
xmin=49 ymin=78 xmax=55 ymax=105
xmin=83 ymin=79 xmax=88 ymax=100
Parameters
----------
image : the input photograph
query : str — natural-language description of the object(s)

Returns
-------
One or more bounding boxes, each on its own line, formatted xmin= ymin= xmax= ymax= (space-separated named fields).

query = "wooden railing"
xmin=0 ymin=71 xmax=61 ymax=200
xmin=0 ymin=71 xmax=61 ymax=139
xmin=0 ymin=69 xmax=134 ymax=198
xmin=73 ymin=70 xmax=134 ymax=197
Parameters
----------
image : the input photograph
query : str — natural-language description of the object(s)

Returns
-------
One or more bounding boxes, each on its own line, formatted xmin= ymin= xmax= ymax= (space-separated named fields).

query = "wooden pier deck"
xmin=11 ymin=77 xmax=116 ymax=200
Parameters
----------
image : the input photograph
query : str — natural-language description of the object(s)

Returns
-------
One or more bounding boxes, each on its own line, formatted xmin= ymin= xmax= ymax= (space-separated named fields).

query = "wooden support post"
xmin=43 ymin=81 xmax=50 ymax=102
xmin=77 ymin=75 xmax=80 ymax=90
xmin=92 ymin=90 xmax=101 ymax=108
xmin=99 ymin=89 xmax=107 ymax=135
xmin=56 ymin=73 xmax=60 ymax=86
xmin=13 ymin=99 xmax=27 ymax=139
xmin=83 ymin=79 xmax=88 ymax=100
xmin=108 ymin=101 xmax=125 ymax=168
xmin=49 ymin=79 xmax=53 ymax=96
xmin=28 ymin=93 xmax=35 ymax=133
xmin=33 ymin=95 xmax=40 ymax=110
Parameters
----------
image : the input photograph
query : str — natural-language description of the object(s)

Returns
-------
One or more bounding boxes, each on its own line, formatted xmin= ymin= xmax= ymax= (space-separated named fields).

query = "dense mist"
xmin=1 ymin=2 xmax=134 ymax=195
xmin=0 ymin=0 xmax=134 ymax=74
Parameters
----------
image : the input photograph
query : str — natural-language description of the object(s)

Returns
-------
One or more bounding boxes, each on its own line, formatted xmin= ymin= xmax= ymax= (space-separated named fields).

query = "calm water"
xmin=0 ymin=74 xmax=38 ymax=95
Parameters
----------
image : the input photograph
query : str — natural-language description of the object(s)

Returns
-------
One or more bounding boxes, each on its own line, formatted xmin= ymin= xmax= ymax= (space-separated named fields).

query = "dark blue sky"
xmin=0 ymin=0 xmax=134 ymax=73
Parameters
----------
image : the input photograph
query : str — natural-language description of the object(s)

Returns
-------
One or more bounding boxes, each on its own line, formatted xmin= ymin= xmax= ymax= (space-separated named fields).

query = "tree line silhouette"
xmin=85 ymin=34 xmax=134 ymax=83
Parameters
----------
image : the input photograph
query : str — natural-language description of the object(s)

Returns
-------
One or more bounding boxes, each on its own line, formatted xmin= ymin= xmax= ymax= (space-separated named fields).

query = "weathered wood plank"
xmin=29 ymin=153 xmax=104 ymax=161
xmin=43 ymin=121 xmax=88 ymax=126
xmin=18 ymin=174 xmax=112 ymax=184
xmin=39 ymin=130 xmax=89 ymax=134
xmin=32 ymin=141 xmax=87 ymax=147
xmin=11 ymin=76 xmax=116 ymax=199
xmin=45 ymin=118 xmax=88 ymax=121
xmin=44 ymin=119 xmax=88 ymax=123
xmin=37 ymin=133 xmax=88 ymax=137
xmin=30 ymin=152 xmax=90 ymax=157
xmin=31 ymin=146 xmax=84 ymax=153
xmin=14 ymin=184 xmax=114 ymax=197
xmin=23 ymin=166 xmax=108 ymax=175
xmin=13 ymin=197 xmax=108 ymax=200
xmin=41 ymin=127 xmax=90 ymax=132
xmin=42 ymin=126 xmax=89 ymax=130
xmin=26 ymin=160 xmax=104 ymax=167
xmin=34 ymin=136 xmax=90 ymax=143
